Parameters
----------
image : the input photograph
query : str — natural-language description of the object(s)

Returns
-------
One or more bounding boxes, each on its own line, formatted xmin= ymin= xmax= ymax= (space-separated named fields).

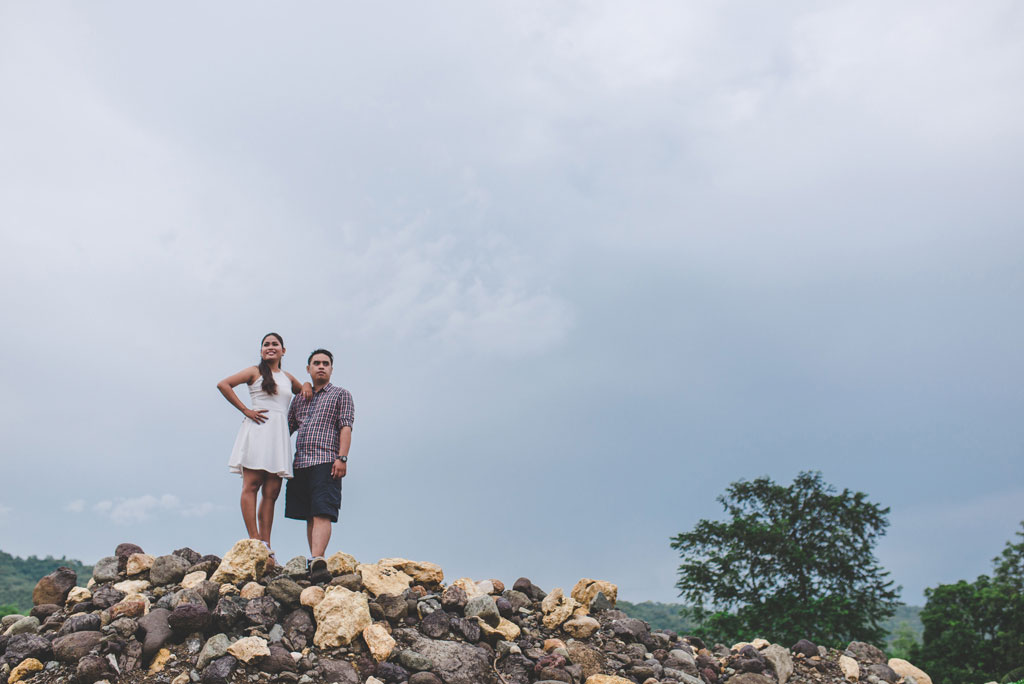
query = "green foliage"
xmin=913 ymin=522 xmax=1024 ymax=684
xmin=671 ymin=471 xmax=901 ymax=648
xmin=0 ymin=604 xmax=22 ymax=617
xmin=617 ymin=601 xmax=698 ymax=634
xmin=886 ymin=620 xmax=919 ymax=660
xmin=0 ymin=550 xmax=93 ymax=611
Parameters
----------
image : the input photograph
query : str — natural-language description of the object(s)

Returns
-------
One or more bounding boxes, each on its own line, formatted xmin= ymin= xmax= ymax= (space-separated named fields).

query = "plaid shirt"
xmin=288 ymin=383 xmax=354 ymax=469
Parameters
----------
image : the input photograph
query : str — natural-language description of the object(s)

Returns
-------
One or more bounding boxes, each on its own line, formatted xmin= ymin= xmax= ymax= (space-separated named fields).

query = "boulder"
xmin=583 ymin=676 xmax=633 ymax=684
xmin=113 ymin=579 xmax=150 ymax=594
xmin=210 ymin=539 xmax=269 ymax=584
xmin=52 ymin=630 xmax=104 ymax=662
xmin=452 ymin=577 xmax=487 ymax=599
xmin=32 ymin=566 xmax=77 ymax=605
xmin=839 ymin=654 xmax=860 ymax=681
xmin=126 ymin=553 xmax=155 ymax=575
xmin=8 ymin=658 xmax=44 ymax=683
xmin=791 ymin=639 xmax=819 ymax=658
xmin=301 ymin=585 xmax=325 ymax=607
xmin=571 ymin=578 xmax=618 ymax=609
xmin=197 ymin=633 xmax=231 ymax=670
xmin=541 ymin=588 xmax=579 ymax=630
xmin=888 ymin=658 xmax=932 ymax=684
xmin=846 ymin=641 xmax=886 ymax=664
xmin=378 ymin=558 xmax=444 ymax=585
xmin=318 ymin=658 xmax=360 ymax=683
xmin=563 ymin=615 xmax=600 ymax=638
xmin=327 ymin=551 xmax=359 ymax=575
xmin=181 ymin=570 xmax=208 ymax=589
xmin=397 ymin=629 xmax=497 ymax=684
xmin=150 ymin=554 xmax=192 ymax=586
xmin=465 ymin=595 xmax=501 ymax=627
xmin=763 ymin=644 xmax=793 ymax=684
xmin=363 ymin=622 xmax=397 ymax=661
xmin=66 ymin=586 xmax=92 ymax=605
xmin=92 ymin=556 xmax=120 ymax=583
xmin=313 ymin=586 xmax=372 ymax=648
xmin=137 ymin=608 xmax=173 ymax=661
xmin=358 ymin=563 xmax=413 ymax=597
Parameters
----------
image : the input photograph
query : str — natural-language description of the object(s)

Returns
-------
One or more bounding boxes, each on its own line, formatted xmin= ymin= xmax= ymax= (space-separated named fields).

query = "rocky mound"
xmin=0 ymin=540 xmax=933 ymax=684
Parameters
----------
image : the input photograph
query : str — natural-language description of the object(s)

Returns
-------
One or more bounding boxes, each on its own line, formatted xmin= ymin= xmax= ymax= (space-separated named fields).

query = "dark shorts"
xmin=285 ymin=463 xmax=342 ymax=522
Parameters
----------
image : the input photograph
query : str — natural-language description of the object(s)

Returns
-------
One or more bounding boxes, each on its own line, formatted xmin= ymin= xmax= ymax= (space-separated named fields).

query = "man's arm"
xmin=287 ymin=396 xmax=300 ymax=435
xmin=331 ymin=426 xmax=352 ymax=479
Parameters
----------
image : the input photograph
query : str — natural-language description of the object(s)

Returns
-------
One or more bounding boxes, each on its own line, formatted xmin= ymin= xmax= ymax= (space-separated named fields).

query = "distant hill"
xmin=617 ymin=600 xmax=922 ymax=651
xmin=0 ymin=549 xmax=93 ymax=612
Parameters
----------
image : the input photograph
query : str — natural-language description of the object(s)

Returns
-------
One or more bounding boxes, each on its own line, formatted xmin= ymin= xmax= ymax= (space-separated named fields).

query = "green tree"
xmin=671 ymin=471 xmax=900 ymax=647
xmin=913 ymin=522 xmax=1024 ymax=684
xmin=0 ymin=604 xmax=21 ymax=617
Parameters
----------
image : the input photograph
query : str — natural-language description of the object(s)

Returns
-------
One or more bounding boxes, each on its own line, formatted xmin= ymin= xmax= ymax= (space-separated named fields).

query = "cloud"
xmin=78 ymin=495 xmax=219 ymax=525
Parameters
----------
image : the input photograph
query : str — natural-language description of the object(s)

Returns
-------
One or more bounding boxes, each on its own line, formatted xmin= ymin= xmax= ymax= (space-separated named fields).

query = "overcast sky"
xmin=1 ymin=1 xmax=1022 ymax=606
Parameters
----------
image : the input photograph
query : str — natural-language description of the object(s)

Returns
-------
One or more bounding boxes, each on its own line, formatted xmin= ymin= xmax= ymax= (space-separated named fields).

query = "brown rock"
xmin=32 ymin=567 xmax=78 ymax=606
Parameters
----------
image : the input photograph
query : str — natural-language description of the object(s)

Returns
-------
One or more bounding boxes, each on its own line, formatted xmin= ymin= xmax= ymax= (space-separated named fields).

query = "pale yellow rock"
xmin=123 ymin=592 xmax=152 ymax=614
xmin=211 ymin=539 xmax=269 ymax=584
xmin=357 ymin=563 xmax=413 ymax=597
xmin=365 ymin=678 xmax=385 ymax=684
xmin=751 ymin=638 xmax=770 ymax=650
xmin=541 ymin=587 xmax=580 ymax=630
xmin=495 ymin=617 xmax=521 ymax=640
xmin=888 ymin=659 xmax=932 ymax=684
xmin=240 ymin=582 xmax=265 ymax=599
xmin=66 ymin=586 xmax=92 ymax=605
xmin=148 ymin=648 xmax=173 ymax=673
xmin=87 ymin=577 xmax=95 ymax=589
xmin=127 ymin=553 xmax=156 ymax=576
xmin=571 ymin=578 xmax=618 ymax=609
xmin=543 ymin=638 xmax=566 ymax=652
xmin=9 ymin=657 xmax=44 ymax=683
xmin=378 ymin=558 xmax=444 ymax=584
xmin=228 ymin=636 xmax=270 ymax=663
xmin=300 ymin=586 xmax=325 ymax=608
xmin=113 ymin=579 xmax=151 ymax=594
xmin=219 ymin=583 xmax=239 ymax=596
xmin=838 ymin=654 xmax=859 ymax=681
xmin=181 ymin=571 xmax=207 ymax=590
xmin=363 ymin=623 xmax=396 ymax=662
xmin=171 ymin=674 xmax=190 ymax=684
xmin=313 ymin=586 xmax=372 ymax=648
xmin=584 ymin=676 xmax=633 ymax=684
xmin=732 ymin=641 xmax=751 ymax=652
xmin=563 ymin=615 xmax=600 ymax=638
xmin=327 ymin=551 xmax=358 ymax=575
xmin=452 ymin=577 xmax=487 ymax=599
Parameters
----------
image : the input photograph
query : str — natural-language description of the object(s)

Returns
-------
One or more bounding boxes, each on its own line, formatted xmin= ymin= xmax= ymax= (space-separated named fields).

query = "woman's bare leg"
xmin=258 ymin=474 xmax=282 ymax=547
xmin=240 ymin=468 xmax=264 ymax=539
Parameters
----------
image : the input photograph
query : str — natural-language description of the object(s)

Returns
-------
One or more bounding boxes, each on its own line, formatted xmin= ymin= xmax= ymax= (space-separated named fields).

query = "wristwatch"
xmin=336 ymin=455 xmax=348 ymax=463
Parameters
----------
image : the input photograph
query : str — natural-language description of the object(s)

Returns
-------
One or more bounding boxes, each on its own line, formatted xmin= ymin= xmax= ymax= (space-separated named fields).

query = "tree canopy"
xmin=912 ymin=522 xmax=1024 ymax=684
xmin=671 ymin=471 xmax=900 ymax=646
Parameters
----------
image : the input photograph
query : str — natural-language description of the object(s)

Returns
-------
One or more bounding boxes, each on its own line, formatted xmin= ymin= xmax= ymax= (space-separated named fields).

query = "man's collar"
xmin=313 ymin=381 xmax=334 ymax=394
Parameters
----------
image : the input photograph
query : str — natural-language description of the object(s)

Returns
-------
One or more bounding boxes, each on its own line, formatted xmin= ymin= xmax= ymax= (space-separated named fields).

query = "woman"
xmin=217 ymin=333 xmax=310 ymax=561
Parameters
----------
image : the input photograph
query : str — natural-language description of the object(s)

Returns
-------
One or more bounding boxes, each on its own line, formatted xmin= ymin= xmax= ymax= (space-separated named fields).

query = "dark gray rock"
xmin=318 ymin=658 xmax=359 ymax=683
xmin=465 ymin=595 xmax=500 ymax=627
xmin=92 ymin=556 xmax=120 ymax=584
xmin=106 ymin=616 xmax=138 ymax=639
xmin=496 ymin=654 xmax=533 ymax=684
xmin=52 ymin=630 xmax=103 ymax=662
xmin=150 ymin=554 xmax=192 ymax=586
xmin=791 ymin=639 xmax=819 ymax=659
xmin=91 ymin=585 xmax=124 ymax=609
xmin=375 ymin=661 xmax=411 ymax=682
xmin=590 ymin=591 xmax=613 ymax=612
xmin=114 ymin=543 xmax=144 ymax=573
xmin=201 ymin=654 xmax=237 ymax=684
xmin=495 ymin=597 xmax=513 ymax=618
xmin=419 ymin=609 xmax=450 ymax=639
xmin=137 ymin=608 xmax=173 ymax=661
xmin=173 ymin=547 xmax=202 ymax=565
xmin=263 ymin=643 xmax=297 ymax=673
xmin=197 ymin=634 xmax=230 ymax=670
xmin=441 ymin=584 xmax=468 ymax=613
xmin=76 ymin=654 xmax=114 ymax=684
xmin=610 ymin=617 xmax=649 ymax=642
xmin=866 ymin=662 xmax=899 ymax=683
xmin=267 ymin=578 xmax=303 ymax=607
xmin=396 ymin=629 xmax=497 ymax=684
xmin=212 ymin=596 xmax=246 ymax=632
xmin=56 ymin=613 xmax=101 ymax=636
xmin=2 ymin=633 xmax=52 ymax=666
xmin=397 ymin=649 xmax=434 ymax=671
xmin=195 ymin=580 xmax=220 ymax=609
xmin=451 ymin=616 xmax=481 ymax=643
xmin=28 ymin=604 xmax=60 ymax=620
xmin=846 ymin=640 xmax=887 ymax=665
xmin=282 ymin=608 xmax=315 ymax=650
xmin=409 ymin=673 xmax=443 ymax=684
xmin=502 ymin=589 xmax=531 ymax=612
xmin=377 ymin=594 xmax=408 ymax=622
xmin=245 ymin=596 xmax=281 ymax=628
xmin=169 ymin=602 xmax=211 ymax=634
xmin=187 ymin=559 xmax=220 ymax=577
xmin=331 ymin=573 xmax=362 ymax=591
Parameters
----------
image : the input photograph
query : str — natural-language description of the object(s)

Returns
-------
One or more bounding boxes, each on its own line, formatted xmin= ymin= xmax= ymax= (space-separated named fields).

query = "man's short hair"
xmin=308 ymin=348 xmax=334 ymax=365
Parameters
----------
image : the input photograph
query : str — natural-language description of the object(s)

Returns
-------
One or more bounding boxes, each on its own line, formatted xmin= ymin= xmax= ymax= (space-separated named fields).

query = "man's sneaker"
xmin=309 ymin=557 xmax=331 ymax=584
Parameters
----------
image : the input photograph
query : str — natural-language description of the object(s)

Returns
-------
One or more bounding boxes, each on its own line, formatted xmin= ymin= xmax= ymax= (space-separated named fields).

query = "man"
xmin=286 ymin=348 xmax=354 ymax=582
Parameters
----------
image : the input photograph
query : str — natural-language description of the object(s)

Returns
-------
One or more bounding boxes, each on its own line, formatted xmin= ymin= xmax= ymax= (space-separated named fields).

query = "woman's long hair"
xmin=258 ymin=332 xmax=284 ymax=395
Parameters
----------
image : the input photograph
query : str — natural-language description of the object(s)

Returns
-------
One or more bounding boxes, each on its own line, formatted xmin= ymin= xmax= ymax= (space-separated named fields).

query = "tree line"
xmin=0 ymin=550 xmax=92 ymax=613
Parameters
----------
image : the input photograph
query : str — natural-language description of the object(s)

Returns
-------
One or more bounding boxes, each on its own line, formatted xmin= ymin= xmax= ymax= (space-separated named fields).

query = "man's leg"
xmin=310 ymin=516 xmax=332 ymax=558
xmin=306 ymin=520 xmax=314 ymax=555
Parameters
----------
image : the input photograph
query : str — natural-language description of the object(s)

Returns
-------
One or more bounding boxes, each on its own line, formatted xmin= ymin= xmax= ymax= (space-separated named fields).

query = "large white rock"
xmin=541 ymin=588 xmax=580 ymax=630
xmin=888 ymin=659 xmax=932 ymax=684
xmin=764 ymin=644 xmax=794 ymax=684
xmin=563 ymin=615 xmax=600 ymax=638
xmin=571 ymin=578 xmax=618 ymax=608
xmin=228 ymin=636 xmax=270 ymax=663
xmin=181 ymin=571 xmax=207 ymax=590
xmin=363 ymin=623 xmax=396 ymax=662
xmin=451 ymin=577 xmax=487 ymax=599
xmin=357 ymin=563 xmax=413 ymax=597
xmin=313 ymin=586 xmax=371 ymax=648
xmin=113 ymin=579 xmax=151 ymax=594
xmin=300 ymin=586 xmax=325 ymax=608
xmin=379 ymin=558 xmax=444 ymax=585
xmin=211 ymin=539 xmax=269 ymax=585
xmin=66 ymin=587 xmax=92 ymax=605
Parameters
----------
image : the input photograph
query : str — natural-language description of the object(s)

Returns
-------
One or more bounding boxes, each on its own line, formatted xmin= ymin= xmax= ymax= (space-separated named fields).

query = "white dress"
xmin=228 ymin=371 xmax=293 ymax=478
